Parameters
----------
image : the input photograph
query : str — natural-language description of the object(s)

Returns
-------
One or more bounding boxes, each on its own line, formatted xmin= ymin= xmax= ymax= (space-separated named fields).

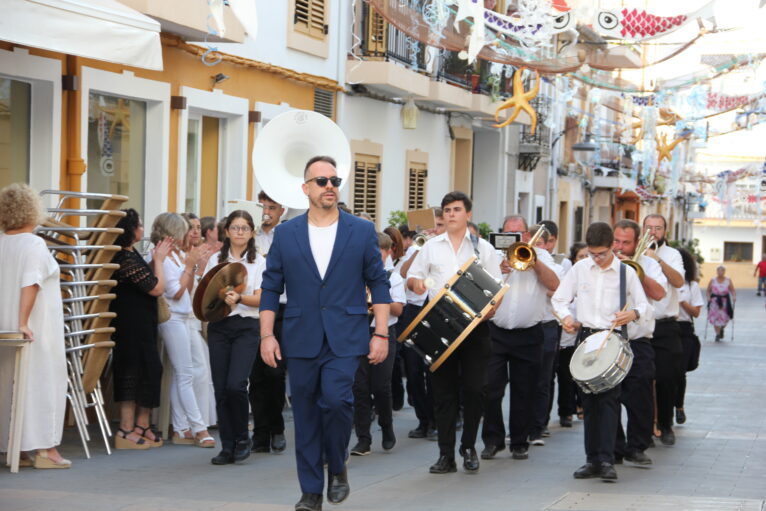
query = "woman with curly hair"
xmin=0 ymin=183 xmax=69 ymax=468
xmin=110 ymin=208 xmax=172 ymax=449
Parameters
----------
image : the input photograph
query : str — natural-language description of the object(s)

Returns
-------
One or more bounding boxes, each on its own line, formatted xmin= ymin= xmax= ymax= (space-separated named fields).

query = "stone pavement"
xmin=2 ymin=293 xmax=765 ymax=511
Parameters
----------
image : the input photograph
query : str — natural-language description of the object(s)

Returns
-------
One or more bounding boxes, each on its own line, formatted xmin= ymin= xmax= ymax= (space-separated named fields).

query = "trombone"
xmin=506 ymin=225 xmax=547 ymax=271
xmin=620 ymin=230 xmax=654 ymax=281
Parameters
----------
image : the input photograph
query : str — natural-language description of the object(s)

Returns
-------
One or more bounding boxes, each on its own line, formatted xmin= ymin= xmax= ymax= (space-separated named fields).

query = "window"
xmin=86 ymin=92 xmax=146 ymax=216
xmin=723 ymin=242 xmax=753 ymax=262
xmin=353 ymin=154 xmax=380 ymax=223
xmin=407 ymin=163 xmax=427 ymax=210
xmin=0 ymin=78 xmax=31 ymax=188
xmin=294 ymin=0 xmax=326 ymax=38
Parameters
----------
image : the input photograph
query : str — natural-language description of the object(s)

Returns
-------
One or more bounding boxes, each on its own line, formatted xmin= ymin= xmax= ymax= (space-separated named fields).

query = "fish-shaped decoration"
xmin=593 ymin=2 xmax=714 ymax=41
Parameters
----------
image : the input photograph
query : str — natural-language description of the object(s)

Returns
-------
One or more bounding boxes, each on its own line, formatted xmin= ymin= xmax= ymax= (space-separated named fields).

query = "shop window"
xmin=723 ymin=242 xmax=753 ymax=262
xmin=353 ymin=154 xmax=380 ymax=224
xmin=0 ymin=78 xmax=31 ymax=188
xmin=407 ymin=163 xmax=427 ymax=210
xmin=87 ymin=93 xmax=146 ymax=215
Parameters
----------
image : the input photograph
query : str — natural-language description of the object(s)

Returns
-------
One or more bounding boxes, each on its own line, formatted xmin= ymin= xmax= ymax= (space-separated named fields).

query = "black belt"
xmin=656 ymin=317 xmax=676 ymax=324
xmin=541 ymin=320 xmax=558 ymax=328
xmin=578 ymin=327 xmax=605 ymax=343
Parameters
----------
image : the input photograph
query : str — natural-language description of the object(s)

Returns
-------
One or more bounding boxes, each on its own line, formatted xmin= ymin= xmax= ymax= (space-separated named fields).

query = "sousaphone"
xmin=252 ymin=110 xmax=351 ymax=210
xmin=193 ymin=262 xmax=248 ymax=323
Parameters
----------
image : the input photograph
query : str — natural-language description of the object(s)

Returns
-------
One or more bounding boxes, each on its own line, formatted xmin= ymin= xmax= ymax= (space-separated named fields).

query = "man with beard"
xmin=642 ymin=214 xmax=685 ymax=446
xmin=260 ymin=156 xmax=391 ymax=511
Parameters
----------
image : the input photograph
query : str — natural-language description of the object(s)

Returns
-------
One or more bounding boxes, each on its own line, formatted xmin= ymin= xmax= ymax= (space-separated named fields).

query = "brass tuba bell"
xmin=506 ymin=225 xmax=547 ymax=271
xmin=620 ymin=229 xmax=654 ymax=282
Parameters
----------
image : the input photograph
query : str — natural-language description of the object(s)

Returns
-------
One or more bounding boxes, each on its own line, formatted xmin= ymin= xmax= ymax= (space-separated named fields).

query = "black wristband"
xmin=373 ymin=332 xmax=389 ymax=340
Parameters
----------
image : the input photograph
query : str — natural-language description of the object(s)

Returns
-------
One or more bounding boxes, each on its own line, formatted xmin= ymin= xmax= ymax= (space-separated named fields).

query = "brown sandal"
xmin=115 ymin=428 xmax=152 ymax=450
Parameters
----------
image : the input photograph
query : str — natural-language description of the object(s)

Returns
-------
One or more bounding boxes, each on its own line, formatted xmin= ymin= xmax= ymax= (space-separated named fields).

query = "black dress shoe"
xmin=660 ymin=430 xmax=676 ymax=446
xmin=392 ymin=395 xmax=404 ymax=412
xmin=295 ymin=492 xmax=323 ymax=511
xmin=350 ymin=440 xmax=371 ymax=456
xmin=211 ymin=449 xmax=234 ymax=465
xmin=480 ymin=444 xmax=503 ymax=460
xmin=675 ymin=408 xmax=686 ymax=424
xmin=327 ymin=466 xmax=349 ymax=504
xmin=233 ymin=438 xmax=252 ymax=463
xmin=459 ymin=446 xmax=479 ymax=472
xmin=600 ymin=463 xmax=618 ymax=481
xmin=271 ymin=433 xmax=287 ymax=452
xmin=560 ymin=416 xmax=573 ymax=428
xmin=573 ymin=463 xmax=600 ymax=479
xmin=408 ymin=425 xmax=427 ymax=439
xmin=625 ymin=450 xmax=652 ymax=465
xmin=252 ymin=444 xmax=270 ymax=453
xmin=429 ymin=455 xmax=457 ymax=474
xmin=381 ymin=425 xmax=396 ymax=451
xmin=511 ymin=446 xmax=529 ymax=460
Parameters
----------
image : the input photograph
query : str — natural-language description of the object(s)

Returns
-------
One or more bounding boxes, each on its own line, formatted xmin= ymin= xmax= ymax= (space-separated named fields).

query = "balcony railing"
xmin=359 ymin=3 xmax=428 ymax=72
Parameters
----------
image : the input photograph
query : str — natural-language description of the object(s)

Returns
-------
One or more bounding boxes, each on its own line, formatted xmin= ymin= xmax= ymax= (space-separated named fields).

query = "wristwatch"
xmin=632 ymin=308 xmax=641 ymax=321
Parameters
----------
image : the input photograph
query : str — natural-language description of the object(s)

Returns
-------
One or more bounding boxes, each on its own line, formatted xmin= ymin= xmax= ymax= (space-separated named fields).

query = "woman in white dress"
xmin=151 ymin=213 xmax=215 ymax=448
xmin=0 ymin=183 xmax=69 ymax=469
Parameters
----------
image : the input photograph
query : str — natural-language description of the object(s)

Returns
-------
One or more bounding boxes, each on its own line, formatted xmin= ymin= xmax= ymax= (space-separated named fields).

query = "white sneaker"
xmin=530 ymin=437 xmax=545 ymax=446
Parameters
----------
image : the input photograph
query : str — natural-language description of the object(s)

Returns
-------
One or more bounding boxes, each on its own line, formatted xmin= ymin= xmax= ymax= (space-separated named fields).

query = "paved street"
xmin=2 ymin=292 xmax=765 ymax=511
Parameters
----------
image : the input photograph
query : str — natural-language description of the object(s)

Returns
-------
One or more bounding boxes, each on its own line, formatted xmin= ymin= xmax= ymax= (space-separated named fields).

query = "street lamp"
xmin=572 ymin=133 xmax=598 ymax=166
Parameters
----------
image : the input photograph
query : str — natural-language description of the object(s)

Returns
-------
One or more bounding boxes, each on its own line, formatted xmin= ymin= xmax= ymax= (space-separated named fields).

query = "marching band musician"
xmin=407 ymin=192 xmax=501 ymax=475
xmin=249 ymin=191 xmax=288 ymax=454
xmin=642 ymin=214 xmax=686 ymax=446
xmin=482 ymin=217 xmax=560 ymax=461
xmin=398 ymin=210 xmax=445 ymax=440
xmin=612 ymin=220 xmax=668 ymax=466
xmin=552 ymin=222 xmax=650 ymax=481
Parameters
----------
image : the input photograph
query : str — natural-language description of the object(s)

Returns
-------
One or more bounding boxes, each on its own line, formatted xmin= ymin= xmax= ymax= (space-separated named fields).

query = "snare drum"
xmin=397 ymin=256 xmax=508 ymax=372
xmin=570 ymin=330 xmax=633 ymax=394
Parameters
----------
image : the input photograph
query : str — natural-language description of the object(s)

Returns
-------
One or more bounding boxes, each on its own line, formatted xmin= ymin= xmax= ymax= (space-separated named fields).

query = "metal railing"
xmin=359 ymin=2 xmax=428 ymax=72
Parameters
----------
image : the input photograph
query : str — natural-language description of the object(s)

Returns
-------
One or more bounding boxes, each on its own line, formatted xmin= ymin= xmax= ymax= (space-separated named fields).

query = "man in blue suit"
xmin=260 ymin=155 xmax=391 ymax=511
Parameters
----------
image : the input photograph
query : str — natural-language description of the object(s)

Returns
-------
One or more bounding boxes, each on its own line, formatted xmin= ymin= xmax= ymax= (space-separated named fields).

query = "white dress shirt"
xmin=492 ymin=247 xmax=557 ymax=330
xmin=371 ymin=271 xmax=407 ymax=328
xmin=204 ymin=252 xmax=266 ymax=319
xmin=407 ymin=229 xmax=502 ymax=301
xmin=678 ymin=281 xmax=704 ymax=323
xmin=559 ymin=302 xmax=578 ymax=347
xmin=308 ymin=222 xmax=338 ymax=279
xmin=159 ymin=251 xmax=193 ymax=315
xmin=255 ymin=227 xmax=275 ymax=257
xmin=542 ymin=250 xmax=565 ymax=322
xmin=654 ymin=243 xmax=685 ymax=319
xmin=552 ymin=255 xmax=649 ymax=339
xmin=399 ymin=246 xmax=427 ymax=306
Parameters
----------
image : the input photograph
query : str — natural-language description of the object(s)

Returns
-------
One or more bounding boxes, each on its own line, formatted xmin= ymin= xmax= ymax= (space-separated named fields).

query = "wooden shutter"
xmin=295 ymin=0 xmax=327 ymax=38
xmin=407 ymin=162 xmax=427 ymax=210
xmin=353 ymin=154 xmax=380 ymax=224
xmin=366 ymin=6 xmax=387 ymax=55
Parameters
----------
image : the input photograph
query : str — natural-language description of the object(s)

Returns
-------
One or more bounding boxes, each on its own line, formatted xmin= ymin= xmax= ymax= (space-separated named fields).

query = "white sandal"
xmin=194 ymin=435 xmax=216 ymax=448
xmin=172 ymin=429 xmax=195 ymax=445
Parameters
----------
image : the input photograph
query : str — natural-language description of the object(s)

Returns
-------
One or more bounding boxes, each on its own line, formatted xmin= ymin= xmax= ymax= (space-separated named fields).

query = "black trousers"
xmin=249 ymin=306 xmax=286 ymax=449
xmin=208 ymin=315 xmax=260 ymax=451
xmin=616 ymin=339 xmax=655 ymax=457
xmin=431 ymin=322 xmax=489 ymax=456
xmin=556 ymin=346 xmax=578 ymax=417
xmin=352 ymin=327 xmax=397 ymax=441
xmin=582 ymin=385 xmax=621 ymax=464
xmin=391 ymin=341 xmax=405 ymax=409
xmin=531 ymin=321 xmax=559 ymax=436
xmin=400 ymin=304 xmax=434 ymax=427
xmin=482 ymin=323 xmax=543 ymax=450
xmin=652 ymin=319 xmax=683 ymax=432
xmin=675 ymin=321 xmax=695 ymax=409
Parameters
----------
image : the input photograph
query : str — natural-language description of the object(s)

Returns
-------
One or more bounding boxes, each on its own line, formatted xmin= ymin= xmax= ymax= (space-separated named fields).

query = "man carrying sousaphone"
xmin=552 ymin=222 xmax=650 ymax=481
xmin=407 ymin=191 xmax=502 ymax=475
xmin=612 ymin=219 xmax=668 ymax=466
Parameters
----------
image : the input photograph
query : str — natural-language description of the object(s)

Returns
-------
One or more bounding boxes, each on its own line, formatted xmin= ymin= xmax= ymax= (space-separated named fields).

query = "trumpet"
xmin=506 ymin=225 xmax=547 ymax=271
xmin=413 ymin=232 xmax=435 ymax=248
xmin=620 ymin=230 xmax=654 ymax=281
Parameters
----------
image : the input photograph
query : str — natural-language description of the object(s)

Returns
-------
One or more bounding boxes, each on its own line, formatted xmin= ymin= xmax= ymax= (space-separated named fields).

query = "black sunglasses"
xmin=306 ymin=176 xmax=342 ymax=187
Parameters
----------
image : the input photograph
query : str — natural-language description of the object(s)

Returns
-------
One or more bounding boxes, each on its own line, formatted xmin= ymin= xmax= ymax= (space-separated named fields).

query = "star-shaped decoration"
xmin=493 ymin=68 xmax=540 ymax=133
xmin=100 ymin=98 xmax=131 ymax=138
xmin=656 ymin=132 xmax=689 ymax=162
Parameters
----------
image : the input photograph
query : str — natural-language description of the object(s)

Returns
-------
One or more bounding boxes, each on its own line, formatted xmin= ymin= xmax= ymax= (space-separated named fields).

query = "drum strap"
xmin=619 ymin=263 xmax=628 ymax=340
xmin=469 ymin=233 xmax=481 ymax=258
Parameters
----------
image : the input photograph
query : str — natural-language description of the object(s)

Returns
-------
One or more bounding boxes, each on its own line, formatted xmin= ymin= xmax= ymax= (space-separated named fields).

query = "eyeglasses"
xmin=305 ymin=176 xmax=342 ymax=188
xmin=228 ymin=226 xmax=252 ymax=233
xmin=588 ymin=249 xmax=610 ymax=261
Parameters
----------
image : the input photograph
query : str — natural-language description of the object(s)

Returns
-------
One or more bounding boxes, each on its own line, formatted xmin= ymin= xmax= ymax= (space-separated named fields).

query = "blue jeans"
xmin=758 ymin=277 xmax=766 ymax=294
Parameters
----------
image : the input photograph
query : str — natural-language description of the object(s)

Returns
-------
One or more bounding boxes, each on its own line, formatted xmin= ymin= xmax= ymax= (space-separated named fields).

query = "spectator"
xmin=707 ymin=265 xmax=735 ymax=342
xmin=754 ymin=254 xmax=766 ymax=296
xmin=201 ymin=216 xmax=223 ymax=253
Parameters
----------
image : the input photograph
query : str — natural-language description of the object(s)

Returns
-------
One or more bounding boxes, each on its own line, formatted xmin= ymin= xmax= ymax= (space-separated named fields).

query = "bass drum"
xmin=570 ymin=330 xmax=633 ymax=394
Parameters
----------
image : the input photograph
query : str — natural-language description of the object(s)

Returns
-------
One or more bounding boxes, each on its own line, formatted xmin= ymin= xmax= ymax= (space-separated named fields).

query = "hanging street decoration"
xmin=592 ymin=2 xmax=715 ymax=41
xmin=493 ymin=68 xmax=540 ymax=132
xmin=656 ymin=132 xmax=690 ymax=162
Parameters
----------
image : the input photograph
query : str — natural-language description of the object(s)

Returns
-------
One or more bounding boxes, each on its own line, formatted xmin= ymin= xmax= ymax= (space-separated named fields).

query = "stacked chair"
xmin=37 ymin=190 xmax=127 ymax=458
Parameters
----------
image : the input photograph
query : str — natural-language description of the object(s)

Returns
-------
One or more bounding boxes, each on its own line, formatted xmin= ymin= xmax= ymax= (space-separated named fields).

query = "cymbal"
xmin=193 ymin=262 xmax=247 ymax=322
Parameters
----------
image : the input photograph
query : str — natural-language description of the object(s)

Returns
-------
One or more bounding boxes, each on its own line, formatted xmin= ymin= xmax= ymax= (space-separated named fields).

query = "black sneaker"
xmin=660 ymin=429 xmax=676 ymax=446
xmin=560 ymin=416 xmax=573 ymax=428
xmin=233 ymin=438 xmax=252 ymax=463
xmin=529 ymin=436 xmax=545 ymax=446
xmin=625 ymin=450 xmax=652 ymax=465
xmin=211 ymin=449 xmax=234 ymax=465
xmin=541 ymin=428 xmax=551 ymax=438
xmin=675 ymin=408 xmax=686 ymax=424
xmin=511 ymin=446 xmax=529 ymax=460
xmin=408 ymin=424 xmax=427 ymax=439
xmin=381 ymin=425 xmax=396 ymax=451
xmin=600 ymin=463 xmax=618 ymax=481
xmin=350 ymin=440 xmax=371 ymax=456
xmin=573 ymin=463 xmax=600 ymax=479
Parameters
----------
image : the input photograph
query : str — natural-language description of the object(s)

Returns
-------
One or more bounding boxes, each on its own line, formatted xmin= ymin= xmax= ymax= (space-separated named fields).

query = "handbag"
xmin=687 ymin=333 xmax=701 ymax=372
xmin=157 ymin=295 xmax=171 ymax=324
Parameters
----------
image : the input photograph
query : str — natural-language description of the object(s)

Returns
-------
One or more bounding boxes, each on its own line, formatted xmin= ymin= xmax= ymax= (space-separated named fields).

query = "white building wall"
xmin=472 ymin=128 xmax=506 ymax=229
xmin=693 ymin=223 xmax=763 ymax=264
xmin=338 ymin=94 xmax=452 ymax=226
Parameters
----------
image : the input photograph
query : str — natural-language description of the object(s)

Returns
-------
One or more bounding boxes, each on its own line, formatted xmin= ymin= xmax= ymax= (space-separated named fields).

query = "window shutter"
xmin=366 ymin=7 xmax=387 ymax=55
xmin=295 ymin=0 xmax=327 ymax=39
xmin=353 ymin=155 xmax=381 ymax=224
xmin=313 ymin=88 xmax=335 ymax=118
xmin=407 ymin=162 xmax=428 ymax=210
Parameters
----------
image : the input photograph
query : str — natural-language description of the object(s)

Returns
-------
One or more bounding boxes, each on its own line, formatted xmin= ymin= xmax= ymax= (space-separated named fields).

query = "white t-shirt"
xmin=308 ymin=221 xmax=338 ymax=279
xmin=398 ymin=245 xmax=427 ymax=306
xmin=203 ymin=252 xmax=266 ymax=319
xmin=492 ymin=247 xmax=557 ymax=330
xmin=655 ymin=243 xmax=685 ymax=319
xmin=678 ymin=280 xmax=704 ymax=323
xmin=371 ymin=271 xmax=407 ymax=328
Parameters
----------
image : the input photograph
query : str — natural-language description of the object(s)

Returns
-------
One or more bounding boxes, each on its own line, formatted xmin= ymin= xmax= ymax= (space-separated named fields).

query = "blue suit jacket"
xmin=259 ymin=210 xmax=391 ymax=358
